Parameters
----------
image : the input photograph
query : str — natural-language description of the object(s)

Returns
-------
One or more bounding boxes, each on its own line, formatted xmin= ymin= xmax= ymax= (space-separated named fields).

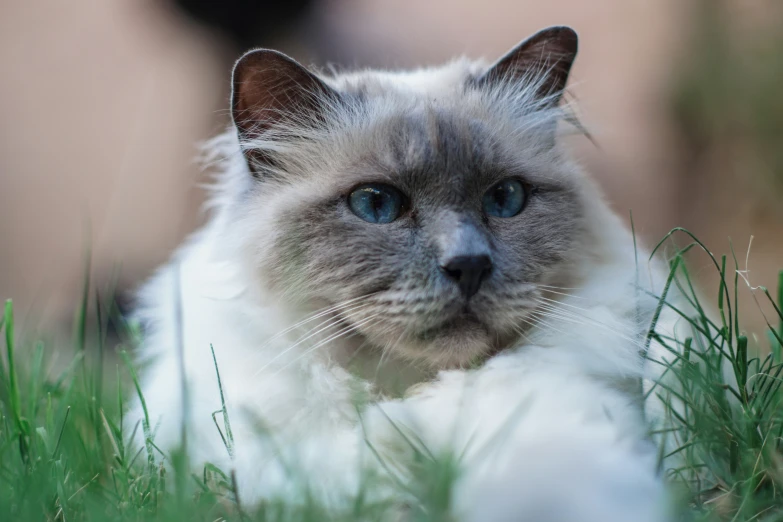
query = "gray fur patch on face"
xmin=247 ymin=66 xmax=588 ymax=368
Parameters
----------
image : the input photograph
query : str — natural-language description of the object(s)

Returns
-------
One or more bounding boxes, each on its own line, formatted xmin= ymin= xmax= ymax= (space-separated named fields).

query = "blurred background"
xmin=1 ymin=0 xmax=781 ymax=337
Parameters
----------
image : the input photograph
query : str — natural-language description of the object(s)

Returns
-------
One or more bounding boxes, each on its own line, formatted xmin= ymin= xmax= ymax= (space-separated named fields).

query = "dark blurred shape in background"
xmin=0 ymin=0 xmax=781 ymax=338
xmin=172 ymin=0 xmax=314 ymax=50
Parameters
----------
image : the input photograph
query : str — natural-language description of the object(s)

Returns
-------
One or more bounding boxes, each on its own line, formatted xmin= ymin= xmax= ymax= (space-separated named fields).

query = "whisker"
xmin=523 ymin=311 xmax=573 ymax=339
xmin=534 ymin=299 xmax=639 ymax=338
xmin=535 ymin=284 xmax=585 ymax=292
xmin=252 ymin=302 xmax=374 ymax=378
xmin=536 ymin=296 xmax=639 ymax=335
xmin=263 ymin=314 xmax=382 ymax=382
xmin=342 ymin=337 xmax=376 ymax=369
xmin=538 ymin=296 xmax=638 ymax=336
xmin=538 ymin=288 xmax=586 ymax=300
xmin=510 ymin=323 xmax=536 ymax=346
xmin=375 ymin=319 xmax=414 ymax=378
xmin=530 ymin=305 xmax=645 ymax=350
xmin=537 ymin=295 xmax=612 ymax=316
xmin=257 ymin=293 xmax=376 ymax=349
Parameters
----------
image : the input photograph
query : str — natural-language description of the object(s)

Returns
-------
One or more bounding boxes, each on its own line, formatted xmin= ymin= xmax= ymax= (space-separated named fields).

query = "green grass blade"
xmin=644 ymin=256 xmax=682 ymax=355
xmin=210 ymin=344 xmax=234 ymax=458
xmin=120 ymin=350 xmax=155 ymax=473
xmin=52 ymin=406 xmax=71 ymax=459
xmin=26 ymin=341 xmax=44 ymax=422
xmin=4 ymin=300 xmax=28 ymax=463
xmin=778 ymin=270 xmax=783 ymax=343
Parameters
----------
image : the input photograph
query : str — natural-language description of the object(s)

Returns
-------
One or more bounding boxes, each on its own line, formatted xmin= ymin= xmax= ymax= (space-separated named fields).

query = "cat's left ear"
xmin=477 ymin=26 xmax=578 ymax=105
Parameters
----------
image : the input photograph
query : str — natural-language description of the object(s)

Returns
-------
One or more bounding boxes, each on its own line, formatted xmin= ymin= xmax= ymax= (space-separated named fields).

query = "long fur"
xmin=130 ymin=53 xmax=681 ymax=521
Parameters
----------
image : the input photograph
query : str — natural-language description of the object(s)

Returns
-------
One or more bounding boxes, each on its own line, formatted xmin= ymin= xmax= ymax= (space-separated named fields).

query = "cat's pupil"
xmin=493 ymin=186 xmax=507 ymax=207
xmin=371 ymin=193 xmax=383 ymax=215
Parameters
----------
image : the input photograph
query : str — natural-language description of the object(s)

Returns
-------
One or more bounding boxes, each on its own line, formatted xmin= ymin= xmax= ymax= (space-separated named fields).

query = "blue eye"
xmin=483 ymin=179 xmax=526 ymax=218
xmin=348 ymin=184 xmax=405 ymax=224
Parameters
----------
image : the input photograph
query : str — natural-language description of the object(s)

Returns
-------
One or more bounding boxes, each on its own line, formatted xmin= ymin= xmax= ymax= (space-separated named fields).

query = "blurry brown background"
xmin=1 ymin=0 xmax=781 ymax=336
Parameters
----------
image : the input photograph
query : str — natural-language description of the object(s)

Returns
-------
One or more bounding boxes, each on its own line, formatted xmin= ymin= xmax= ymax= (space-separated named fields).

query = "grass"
xmin=1 ymin=229 xmax=783 ymax=521
xmin=645 ymin=231 xmax=783 ymax=521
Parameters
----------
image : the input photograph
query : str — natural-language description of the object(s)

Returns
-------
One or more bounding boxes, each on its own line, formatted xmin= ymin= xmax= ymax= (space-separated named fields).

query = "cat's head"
xmin=229 ymin=26 xmax=592 ymax=368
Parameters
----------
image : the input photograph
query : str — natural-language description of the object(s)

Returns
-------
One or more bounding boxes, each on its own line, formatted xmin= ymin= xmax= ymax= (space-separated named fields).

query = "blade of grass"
xmin=210 ymin=344 xmax=234 ymax=458
xmin=52 ymin=406 xmax=71 ymax=459
xmin=644 ymin=256 xmax=682 ymax=354
xmin=26 ymin=341 xmax=44 ymax=422
xmin=74 ymin=243 xmax=91 ymax=358
xmin=4 ymin=300 xmax=29 ymax=466
xmin=778 ymin=270 xmax=783 ymax=340
xmin=120 ymin=350 xmax=156 ymax=474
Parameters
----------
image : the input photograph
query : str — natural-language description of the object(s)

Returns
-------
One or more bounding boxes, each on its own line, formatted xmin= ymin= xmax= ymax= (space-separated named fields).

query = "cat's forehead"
xmin=372 ymin=109 xmax=497 ymax=175
xmin=325 ymin=58 xmax=486 ymax=99
xmin=325 ymin=101 xmax=570 ymax=194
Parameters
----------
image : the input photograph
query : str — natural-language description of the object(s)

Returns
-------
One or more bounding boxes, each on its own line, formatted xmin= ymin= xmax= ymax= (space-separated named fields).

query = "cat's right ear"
xmin=231 ymin=50 xmax=339 ymax=173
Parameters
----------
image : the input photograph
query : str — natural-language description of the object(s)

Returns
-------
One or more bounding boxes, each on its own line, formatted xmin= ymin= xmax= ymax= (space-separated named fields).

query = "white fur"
xmin=130 ymin=59 xmax=681 ymax=521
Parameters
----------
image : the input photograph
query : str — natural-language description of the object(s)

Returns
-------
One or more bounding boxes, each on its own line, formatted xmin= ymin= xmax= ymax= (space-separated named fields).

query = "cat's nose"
xmin=440 ymin=255 xmax=493 ymax=299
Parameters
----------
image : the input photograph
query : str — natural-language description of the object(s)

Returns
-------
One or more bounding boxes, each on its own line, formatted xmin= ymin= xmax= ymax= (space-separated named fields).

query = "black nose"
xmin=440 ymin=255 xmax=493 ymax=299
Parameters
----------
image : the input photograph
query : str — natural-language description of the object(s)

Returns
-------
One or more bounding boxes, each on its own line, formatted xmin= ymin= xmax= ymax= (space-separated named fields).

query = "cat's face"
xmin=232 ymin=27 xmax=587 ymax=367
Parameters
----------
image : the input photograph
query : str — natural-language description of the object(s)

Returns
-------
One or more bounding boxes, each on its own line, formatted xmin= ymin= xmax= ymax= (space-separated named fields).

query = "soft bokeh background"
xmin=1 ymin=0 xmax=781 ymax=336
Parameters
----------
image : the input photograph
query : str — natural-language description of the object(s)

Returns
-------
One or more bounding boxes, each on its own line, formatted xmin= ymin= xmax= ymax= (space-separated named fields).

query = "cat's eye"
xmin=482 ymin=179 xmax=526 ymax=218
xmin=348 ymin=184 xmax=405 ymax=224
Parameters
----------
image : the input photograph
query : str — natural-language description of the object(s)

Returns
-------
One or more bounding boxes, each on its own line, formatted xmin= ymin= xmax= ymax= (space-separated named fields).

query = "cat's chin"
xmin=375 ymin=314 xmax=503 ymax=369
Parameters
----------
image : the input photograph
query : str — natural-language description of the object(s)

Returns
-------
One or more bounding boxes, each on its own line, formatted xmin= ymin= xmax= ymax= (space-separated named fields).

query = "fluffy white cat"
xmin=131 ymin=26 xmax=679 ymax=521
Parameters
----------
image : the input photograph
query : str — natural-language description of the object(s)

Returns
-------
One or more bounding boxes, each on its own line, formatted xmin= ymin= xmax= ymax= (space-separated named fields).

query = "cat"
xmin=131 ymin=26 xmax=679 ymax=521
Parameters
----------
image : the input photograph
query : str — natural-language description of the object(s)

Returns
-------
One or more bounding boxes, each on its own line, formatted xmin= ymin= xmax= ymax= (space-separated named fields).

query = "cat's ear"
xmin=231 ymin=49 xmax=339 ymax=172
xmin=477 ymin=26 xmax=578 ymax=105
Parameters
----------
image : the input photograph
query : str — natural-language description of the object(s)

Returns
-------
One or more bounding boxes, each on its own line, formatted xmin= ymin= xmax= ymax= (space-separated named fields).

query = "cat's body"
xmin=132 ymin=27 xmax=677 ymax=521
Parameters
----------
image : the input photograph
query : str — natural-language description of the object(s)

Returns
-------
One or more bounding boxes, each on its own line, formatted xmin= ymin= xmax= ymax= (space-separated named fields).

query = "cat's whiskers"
xmin=534 ymin=303 xmax=633 ymax=337
xmin=374 ymin=318 xmax=416 ymax=378
xmin=374 ymin=332 xmax=399 ymax=380
xmin=509 ymin=322 xmax=536 ymax=347
xmin=251 ymin=300 xmax=376 ymax=378
xmin=342 ymin=336 xmax=376 ymax=369
xmin=262 ymin=314 xmax=382 ymax=383
xmin=521 ymin=311 xmax=572 ymax=340
xmin=534 ymin=297 xmax=639 ymax=337
xmin=535 ymin=284 xmax=584 ymax=292
xmin=538 ymin=287 xmax=587 ymax=300
xmin=533 ymin=300 xmax=617 ymax=329
xmin=537 ymin=294 xmax=625 ymax=320
xmin=375 ymin=323 xmax=399 ymax=365
xmin=530 ymin=301 xmax=646 ymax=350
xmin=257 ymin=293 xmax=377 ymax=351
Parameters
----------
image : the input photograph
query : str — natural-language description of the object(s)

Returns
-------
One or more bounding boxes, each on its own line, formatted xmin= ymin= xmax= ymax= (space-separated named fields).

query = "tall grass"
xmin=649 ymin=231 xmax=783 ymax=521
xmin=1 ymin=229 xmax=782 ymax=521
